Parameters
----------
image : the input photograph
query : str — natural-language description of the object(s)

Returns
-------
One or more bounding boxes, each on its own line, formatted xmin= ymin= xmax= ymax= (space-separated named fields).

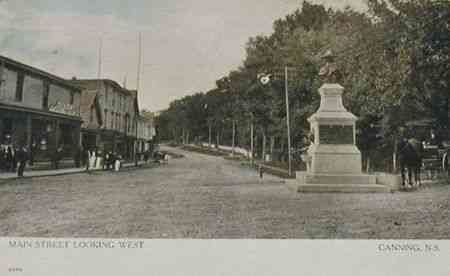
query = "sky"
xmin=0 ymin=0 xmax=366 ymax=111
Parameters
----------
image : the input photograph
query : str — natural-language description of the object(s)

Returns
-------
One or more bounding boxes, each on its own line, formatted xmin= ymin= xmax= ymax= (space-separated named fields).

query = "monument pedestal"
xmin=295 ymin=83 xmax=390 ymax=193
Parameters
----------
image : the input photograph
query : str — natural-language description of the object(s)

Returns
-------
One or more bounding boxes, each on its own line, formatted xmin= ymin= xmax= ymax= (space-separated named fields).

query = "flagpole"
xmin=96 ymin=37 xmax=103 ymax=91
xmin=136 ymin=32 xmax=142 ymax=92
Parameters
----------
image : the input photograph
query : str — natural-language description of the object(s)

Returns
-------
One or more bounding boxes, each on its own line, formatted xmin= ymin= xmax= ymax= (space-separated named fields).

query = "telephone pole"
xmin=135 ymin=32 xmax=142 ymax=166
xmin=136 ymin=32 xmax=142 ymax=91
xmin=96 ymin=37 xmax=103 ymax=91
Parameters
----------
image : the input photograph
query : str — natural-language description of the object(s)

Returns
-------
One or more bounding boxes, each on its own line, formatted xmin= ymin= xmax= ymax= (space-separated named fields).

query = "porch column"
xmin=0 ymin=114 xmax=4 ymax=143
xmin=113 ymin=133 xmax=117 ymax=153
xmin=95 ymin=133 xmax=101 ymax=149
xmin=54 ymin=120 xmax=60 ymax=148
xmin=26 ymin=114 xmax=32 ymax=149
xmin=74 ymin=123 xmax=81 ymax=147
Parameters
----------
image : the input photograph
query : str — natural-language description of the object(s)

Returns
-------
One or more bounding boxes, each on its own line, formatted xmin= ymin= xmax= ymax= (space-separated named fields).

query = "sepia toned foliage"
xmin=157 ymin=0 xmax=449 ymax=170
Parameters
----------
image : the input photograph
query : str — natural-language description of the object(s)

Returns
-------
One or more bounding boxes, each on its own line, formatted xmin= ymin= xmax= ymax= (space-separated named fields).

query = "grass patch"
xmin=180 ymin=145 xmax=228 ymax=157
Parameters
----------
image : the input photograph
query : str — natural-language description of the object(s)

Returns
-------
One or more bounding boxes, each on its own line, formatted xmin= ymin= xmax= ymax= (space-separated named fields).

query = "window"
xmin=90 ymin=106 xmax=94 ymax=123
xmin=110 ymin=112 xmax=114 ymax=129
xmin=104 ymin=87 xmax=108 ymax=105
xmin=15 ymin=72 xmax=24 ymax=101
xmin=112 ymin=91 xmax=115 ymax=108
xmin=42 ymin=82 xmax=49 ymax=109
xmin=70 ymin=92 xmax=74 ymax=104
xmin=104 ymin=109 xmax=108 ymax=128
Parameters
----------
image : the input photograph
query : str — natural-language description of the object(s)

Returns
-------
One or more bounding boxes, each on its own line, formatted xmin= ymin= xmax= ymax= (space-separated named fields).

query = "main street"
xmin=0 ymin=147 xmax=449 ymax=239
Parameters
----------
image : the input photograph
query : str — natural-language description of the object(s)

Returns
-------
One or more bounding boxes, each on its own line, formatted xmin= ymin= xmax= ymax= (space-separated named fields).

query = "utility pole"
xmin=123 ymin=74 xmax=127 ymax=88
xmin=97 ymin=37 xmax=103 ymax=90
xmin=258 ymin=67 xmax=293 ymax=175
xmin=135 ymin=32 xmax=142 ymax=167
xmin=136 ymin=32 xmax=142 ymax=91
xmin=285 ymin=66 xmax=292 ymax=177
xmin=232 ymin=119 xmax=236 ymax=156
xmin=95 ymin=37 xmax=103 ymax=151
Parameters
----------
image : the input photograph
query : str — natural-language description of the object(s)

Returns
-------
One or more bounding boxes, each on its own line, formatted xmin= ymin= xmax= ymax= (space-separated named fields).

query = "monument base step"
xmin=304 ymin=173 xmax=376 ymax=185
xmin=297 ymin=184 xmax=391 ymax=193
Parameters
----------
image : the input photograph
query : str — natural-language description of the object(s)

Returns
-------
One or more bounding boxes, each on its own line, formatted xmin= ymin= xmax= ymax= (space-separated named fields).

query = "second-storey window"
xmin=15 ymin=72 xmax=24 ymax=102
xmin=111 ymin=112 xmax=114 ymax=129
xmin=42 ymin=82 xmax=49 ymax=109
xmin=90 ymin=105 xmax=94 ymax=123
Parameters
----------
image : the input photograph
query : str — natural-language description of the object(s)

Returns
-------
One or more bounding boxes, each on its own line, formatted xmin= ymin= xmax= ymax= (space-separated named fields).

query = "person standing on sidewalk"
xmin=84 ymin=147 xmax=91 ymax=171
xmin=16 ymin=146 xmax=29 ymax=177
xmin=11 ymin=146 xmax=17 ymax=172
xmin=53 ymin=146 xmax=63 ymax=169
xmin=258 ymin=164 xmax=264 ymax=179
xmin=6 ymin=146 xmax=13 ymax=172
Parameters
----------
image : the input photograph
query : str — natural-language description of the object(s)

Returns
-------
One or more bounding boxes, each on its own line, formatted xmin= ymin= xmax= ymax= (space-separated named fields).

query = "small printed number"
xmin=8 ymin=268 xmax=23 ymax=272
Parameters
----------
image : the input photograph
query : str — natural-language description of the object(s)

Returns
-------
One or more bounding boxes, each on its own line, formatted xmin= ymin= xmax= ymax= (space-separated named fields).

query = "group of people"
xmin=83 ymin=148 xmax=123 ymax=172
xmin=0 ymin=145 xmax=30 ymax=177
xmin=0 ymin=143 xmax=156 ymax=177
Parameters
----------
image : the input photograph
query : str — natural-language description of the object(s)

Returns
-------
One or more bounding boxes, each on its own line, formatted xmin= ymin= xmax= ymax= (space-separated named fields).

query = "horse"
xmin=397 ymin=138 xmax=423 ymax=188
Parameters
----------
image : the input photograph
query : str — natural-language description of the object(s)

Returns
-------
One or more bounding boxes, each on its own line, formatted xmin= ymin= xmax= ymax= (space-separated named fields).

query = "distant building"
xmin=137 ymin=112 xmax=156 ymax=153
xmin=68 ymin=79 xmax=139 ymax=160
xmin=0 ymin=55 xmax=82 ymax=162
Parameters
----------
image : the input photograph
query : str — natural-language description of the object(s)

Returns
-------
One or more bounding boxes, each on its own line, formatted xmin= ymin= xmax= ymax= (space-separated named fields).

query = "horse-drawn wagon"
xmin=421 ymin=145 xmax=447 ymax=179
xmin=403 ymin=119 xmax=449 ymax=182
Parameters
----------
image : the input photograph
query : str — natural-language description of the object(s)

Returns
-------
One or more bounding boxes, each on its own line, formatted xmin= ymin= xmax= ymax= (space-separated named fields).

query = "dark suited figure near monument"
xmin=16 ymin=146 xmax=29 ymax=177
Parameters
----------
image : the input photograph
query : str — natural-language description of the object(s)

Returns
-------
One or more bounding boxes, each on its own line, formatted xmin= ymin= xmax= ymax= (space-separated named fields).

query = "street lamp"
xmin=259 ymin=66 xmax=296 ymax=176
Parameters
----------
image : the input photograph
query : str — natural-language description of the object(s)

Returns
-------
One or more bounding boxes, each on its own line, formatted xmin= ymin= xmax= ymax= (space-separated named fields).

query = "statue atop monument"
xmin=318 ymin=50 xmax=340 ymax=83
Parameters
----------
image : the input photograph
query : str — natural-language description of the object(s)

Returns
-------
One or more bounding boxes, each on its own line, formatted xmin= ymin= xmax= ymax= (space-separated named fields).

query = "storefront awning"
xmin=0 ymin=103 xmax=82 ymax=122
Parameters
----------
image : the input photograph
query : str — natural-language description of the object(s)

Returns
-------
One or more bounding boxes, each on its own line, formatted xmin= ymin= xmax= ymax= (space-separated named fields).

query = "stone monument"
xmin=295 ymin=50 xmax=389 ymax=193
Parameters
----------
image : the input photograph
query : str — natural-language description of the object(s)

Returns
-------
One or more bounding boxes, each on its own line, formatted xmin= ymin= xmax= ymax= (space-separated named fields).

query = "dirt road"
xmin=0 ymin=147 xmax=449 ymax=238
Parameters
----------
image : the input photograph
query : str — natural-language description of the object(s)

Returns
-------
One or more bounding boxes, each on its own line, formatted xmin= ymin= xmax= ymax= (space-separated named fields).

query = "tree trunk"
xmin=216 ymin=130 xmax=219 ymax=149
xmin=254 ymin=132 xmax=258 ymax=160
xmin=182 ymin=128 xmax=185 ymax=144
xmin=250 ymin=122 xmax=254 ymax=162
xmin=232 ymin=120 xmax=235 ymax=156
xmin=208 ymin=124 xmax=212 ymax=148
xmin=393 ymin=136 xmax=397 ymax=173
xmin=262 ymin=131 xmax=266 ymax=162
xmin=186 ymin=130 xmax=190 ymax=145
xmin=270 ymin=136 xmax=275 ymax=161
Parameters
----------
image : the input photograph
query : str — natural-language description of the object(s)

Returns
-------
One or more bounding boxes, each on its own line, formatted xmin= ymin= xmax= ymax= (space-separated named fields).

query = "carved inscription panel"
xmin=319 ymin=125 xmax=353 ymax=144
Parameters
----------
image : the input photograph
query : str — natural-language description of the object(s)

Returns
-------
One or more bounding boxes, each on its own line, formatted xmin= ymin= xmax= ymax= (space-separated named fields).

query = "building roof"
xmin=0 ymin=55 xmax=82 ymax=92
xmin=69 ymin=78 xmax=135 ymax=96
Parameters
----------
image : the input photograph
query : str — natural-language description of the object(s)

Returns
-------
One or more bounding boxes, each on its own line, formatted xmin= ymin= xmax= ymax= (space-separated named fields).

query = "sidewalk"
xmin=0 ymin=160 xmax=152 ymax=181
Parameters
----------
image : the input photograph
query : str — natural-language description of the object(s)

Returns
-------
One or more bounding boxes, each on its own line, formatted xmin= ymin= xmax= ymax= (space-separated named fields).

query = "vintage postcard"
xmin=0 ymin=0 xmax=449 ymax=275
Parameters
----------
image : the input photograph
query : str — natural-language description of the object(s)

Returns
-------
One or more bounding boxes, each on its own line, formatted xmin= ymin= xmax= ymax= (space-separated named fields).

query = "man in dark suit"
xmin=16 ymin=146 xmax=29 ymax=177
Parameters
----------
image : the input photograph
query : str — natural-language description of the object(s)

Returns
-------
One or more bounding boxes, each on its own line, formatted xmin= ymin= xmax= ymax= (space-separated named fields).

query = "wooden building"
xmin=0 ymin=55 xmax=82 ymax=162
xmin=69 ymin=79 xmax=139 ymax=160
